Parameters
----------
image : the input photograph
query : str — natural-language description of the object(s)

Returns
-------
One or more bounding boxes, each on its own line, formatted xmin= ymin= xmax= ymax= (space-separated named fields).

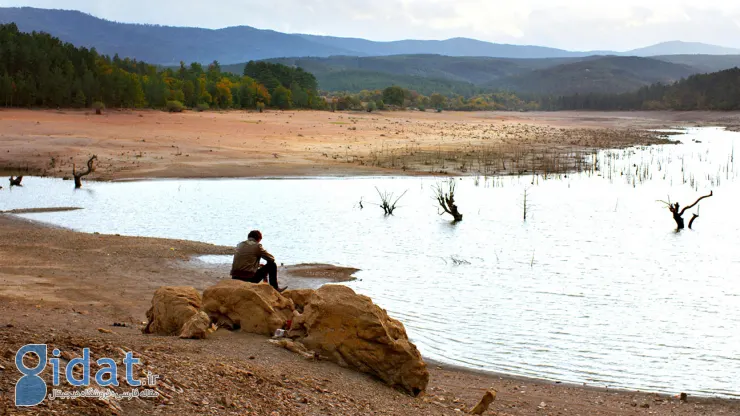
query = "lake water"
xmin=2 ymin=127 xmax=738 ymax=398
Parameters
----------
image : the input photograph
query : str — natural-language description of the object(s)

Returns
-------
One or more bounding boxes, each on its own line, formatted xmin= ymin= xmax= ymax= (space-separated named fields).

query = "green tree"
xmin=382 ymin=86 xmax=405 ymax=106
xmin=182 ymin=80 xmax=196 ymax=107
xmin=73 ymin=88 xmax=86 ymax=108
xmin=290 ymin=82 xmax=309 ymax=108
xmin=430 ymin=93 xmax=446 ymax=110
xmin=272 ymin=85 xmax=293 ymax=109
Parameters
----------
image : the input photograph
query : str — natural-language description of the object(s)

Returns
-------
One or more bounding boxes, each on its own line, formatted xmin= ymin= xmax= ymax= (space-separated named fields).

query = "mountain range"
xmin=221 ymin=54 xmax=740 ymax=95
xmin=2 ymin=7 xmax=740 ymax=65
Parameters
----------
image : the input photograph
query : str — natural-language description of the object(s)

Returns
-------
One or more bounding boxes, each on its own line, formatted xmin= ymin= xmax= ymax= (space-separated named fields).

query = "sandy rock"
xmin=180 ymin=311 xmax=211 ymax=339
xmin=202 ymin=280 xmax=294 ymax=336
xmin=291 ymin=285 xmax=429 ymax=396
xmin=143 ymin=286 xmax=201 ymax=336
xmin=282 ymin=289 xmax=315 ymax=313
xmin=470 ymin=390 xmax=496 ymax=414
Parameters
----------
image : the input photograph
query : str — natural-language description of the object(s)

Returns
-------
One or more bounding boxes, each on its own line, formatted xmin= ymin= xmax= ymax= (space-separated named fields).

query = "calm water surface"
xmin=2 ymin=127 xmax=738 ymax=397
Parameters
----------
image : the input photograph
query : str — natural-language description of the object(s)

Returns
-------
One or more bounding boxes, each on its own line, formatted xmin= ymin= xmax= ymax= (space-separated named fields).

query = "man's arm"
xmin=259 ymin=244 xmax=276 ymax=264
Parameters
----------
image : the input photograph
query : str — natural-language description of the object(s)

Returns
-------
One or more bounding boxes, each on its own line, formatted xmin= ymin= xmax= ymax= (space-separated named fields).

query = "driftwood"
xmin=9 ymin=176 xmax=23 ymax=187
xmin=664 ymin=191 xmax=713 ymax=230
xmin=73 ymin=155 xmax=97 ymax=189
xmin=433 ymin=179 xmax=463 ymax=222
xmin=469 ymin=390 xmax=496 ymax=414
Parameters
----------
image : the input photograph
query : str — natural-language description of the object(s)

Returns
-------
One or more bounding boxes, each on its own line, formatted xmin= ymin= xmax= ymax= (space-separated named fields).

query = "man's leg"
xmin=232 ymin=273 xmax=262 ymax=284
xmin=255 ymin=262 xmax=279 ymax=290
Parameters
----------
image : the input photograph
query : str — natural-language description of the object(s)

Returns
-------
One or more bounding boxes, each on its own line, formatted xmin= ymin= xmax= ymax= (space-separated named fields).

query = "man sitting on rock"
xmin=230 ymin=230 xmax=287 ymax=293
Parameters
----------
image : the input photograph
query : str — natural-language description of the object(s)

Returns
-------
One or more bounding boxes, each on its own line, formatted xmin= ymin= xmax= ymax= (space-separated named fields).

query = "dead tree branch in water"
xmin=688 ymin=213 xmax=700 ymax=229
xmin=522 ymin=188 xmax=532 ymax=222
xmin=73 ymin=155 xmax=97 ymax=189
xmin=374 ymin=187 xmax=407 ymax=215
xmin=662 ymin=191 xmax=713 ymax=230
xmin=9 ymin=176 xmax=23 ymax=187
xmin=433 ymin=179 xmax=463 ymax=222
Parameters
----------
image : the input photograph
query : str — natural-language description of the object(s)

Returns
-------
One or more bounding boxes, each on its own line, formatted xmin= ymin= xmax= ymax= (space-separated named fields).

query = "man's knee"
xmin=265 ymin=261 xmax=277 ymax=271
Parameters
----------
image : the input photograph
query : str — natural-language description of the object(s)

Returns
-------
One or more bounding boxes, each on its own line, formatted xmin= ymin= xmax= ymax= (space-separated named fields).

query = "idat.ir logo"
xmin=15 ymin=343 xmax=157 ymax=406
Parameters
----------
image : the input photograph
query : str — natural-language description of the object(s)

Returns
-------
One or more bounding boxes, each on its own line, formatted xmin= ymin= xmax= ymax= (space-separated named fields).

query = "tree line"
xmin=549 ymin=68 xmax=740 ymax=111
xmin=329 ymin=67 xmax=740 ymax=113
xmin=327 ymin=86 xmax=540 ymax=112
xmin=0 ymin=23 xmax=325 ymax=110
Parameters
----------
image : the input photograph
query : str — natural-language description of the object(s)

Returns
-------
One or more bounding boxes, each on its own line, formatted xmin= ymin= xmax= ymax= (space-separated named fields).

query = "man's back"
xmin=231 ymin=239 xmax=274 ymax=275
xmin=230 ymin=231 xmax=284 ymax=292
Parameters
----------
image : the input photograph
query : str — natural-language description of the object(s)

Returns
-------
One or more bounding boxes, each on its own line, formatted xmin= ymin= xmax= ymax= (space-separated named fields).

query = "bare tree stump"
xmin=470 ymin=390 xmax=496 ymax=414
xmin=434 ymin=179 xmax=463 ymax=222
xmin=73 ymin=155 xmax=98 ymax=189
xmin=666 ymin=191 xmax=712 ymax=230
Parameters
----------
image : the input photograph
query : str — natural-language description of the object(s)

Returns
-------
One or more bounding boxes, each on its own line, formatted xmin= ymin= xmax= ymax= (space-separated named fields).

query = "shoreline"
xmin=426 ymin=358 xmax=738 ymax=401
xmin=0 ymin=213 xmax=738 ymax=412
xmin=1 ymin=108 xmax=724 ymax=182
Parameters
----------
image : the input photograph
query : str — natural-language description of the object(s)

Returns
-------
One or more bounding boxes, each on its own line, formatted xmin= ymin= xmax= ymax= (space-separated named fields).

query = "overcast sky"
xmin=2 ymin=0 xmax=740 ymax=51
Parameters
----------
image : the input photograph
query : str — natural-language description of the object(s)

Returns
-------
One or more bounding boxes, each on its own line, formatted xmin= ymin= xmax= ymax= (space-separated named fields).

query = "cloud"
xmin=1 ymin=0 xmax=739 ymax=50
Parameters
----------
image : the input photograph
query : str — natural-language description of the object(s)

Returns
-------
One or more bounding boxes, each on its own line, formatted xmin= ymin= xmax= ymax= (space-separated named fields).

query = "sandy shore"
xmin=0 ymin=214 xmax=737 ymax=415
xmin=4 ymin=108 xmax=738 ymax=180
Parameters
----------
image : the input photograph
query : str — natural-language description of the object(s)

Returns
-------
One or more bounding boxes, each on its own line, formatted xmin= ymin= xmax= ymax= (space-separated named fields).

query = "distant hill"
xmin=225 ymin=55 xmax=712 ymax=95
xmin=652 ymin=55 xmax=740 ymax=74
xmin=487 ymin=56 xmax=698 ymax=95
xmin=298 ymin=35 xmax=590 ymax=59
xmin=311 ymin=70 xmax=482 ymax=96
xmin=3 ymin=7 xmax=740 ymax=66
xmin=224 ymin=55 xmax=582 ymax=86
xmin=0 ymin=7 xmax=355 ymax=65
xmin=627 ymin=41 xmax=740 ymax=57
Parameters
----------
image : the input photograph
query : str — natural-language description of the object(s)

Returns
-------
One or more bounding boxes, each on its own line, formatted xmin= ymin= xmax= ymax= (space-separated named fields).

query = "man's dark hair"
xmin=248 ymin=230 xmax=262 ymax=241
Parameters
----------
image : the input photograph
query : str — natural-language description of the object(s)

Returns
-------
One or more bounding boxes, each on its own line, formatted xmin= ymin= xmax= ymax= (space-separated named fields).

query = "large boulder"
xmin=202 ymin=280 xmax=294 ymax=336
xmin=289 ymin=285 xmax=429 ymax=396
xmin=180 ymin=311 xmax=211 ymax=339
xmin=143 ymin=286 xmax=201 ymax=336
xmin=281 ymin=289 xmax=315 ymax=313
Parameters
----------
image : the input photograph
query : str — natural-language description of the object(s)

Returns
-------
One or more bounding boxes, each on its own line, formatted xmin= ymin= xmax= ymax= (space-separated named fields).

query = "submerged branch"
xmin=73 ymin=155 xmax=97 ymax=189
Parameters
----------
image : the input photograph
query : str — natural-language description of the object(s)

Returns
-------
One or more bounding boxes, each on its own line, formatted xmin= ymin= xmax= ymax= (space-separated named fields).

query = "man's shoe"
xmin=277 ymin=286 xmax=288 ymax=293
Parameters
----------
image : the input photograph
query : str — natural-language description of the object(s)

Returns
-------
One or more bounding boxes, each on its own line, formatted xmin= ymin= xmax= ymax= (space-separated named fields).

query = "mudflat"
xmin=3 ymin=108 xmax=737 ymax=179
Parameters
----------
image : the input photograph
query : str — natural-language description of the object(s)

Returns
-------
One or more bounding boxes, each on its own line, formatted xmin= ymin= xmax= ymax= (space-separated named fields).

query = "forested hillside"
xmin=652 ymin=55 xmax=740 ymax=74
xmin=225 ymin=55 xmax=707 ymax=96
xmin=0 ymin=23 xmax=323 ymax=110
xmin=553 ymin=67 xmax=740 ymax=111
xmin=226 ymin=55 xmax=579 ymax=85
xmin=487 ymin=56 xmax=697 ymax=95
